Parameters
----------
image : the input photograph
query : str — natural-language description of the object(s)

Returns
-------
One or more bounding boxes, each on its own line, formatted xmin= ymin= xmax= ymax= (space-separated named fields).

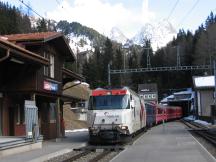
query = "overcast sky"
xmin=2 ymin=0 xmax=216 ymax=37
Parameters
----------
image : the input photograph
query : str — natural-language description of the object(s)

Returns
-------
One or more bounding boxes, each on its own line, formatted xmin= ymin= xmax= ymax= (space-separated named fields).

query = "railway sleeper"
xmin=73 ymin=145 xmax=125 ymax=152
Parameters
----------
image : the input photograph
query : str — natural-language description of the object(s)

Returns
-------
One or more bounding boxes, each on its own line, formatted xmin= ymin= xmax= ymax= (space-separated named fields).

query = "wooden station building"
xmin=0 ymin=32 xmax=84 ymax=139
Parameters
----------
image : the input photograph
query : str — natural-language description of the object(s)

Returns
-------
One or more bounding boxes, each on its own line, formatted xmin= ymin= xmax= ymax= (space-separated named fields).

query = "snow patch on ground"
xmin=184 ymin=115 xmax=212 ymax=126
xmin=65 ymin=129 xmax=88 ymax=133
xmin=184 ymin=115 xmax=196 ymax=121
xmin=194 ymin=120 xmax=211 ymax=126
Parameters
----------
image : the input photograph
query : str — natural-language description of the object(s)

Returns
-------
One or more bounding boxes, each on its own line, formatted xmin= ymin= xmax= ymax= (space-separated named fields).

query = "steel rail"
xmin=89 ymin=150 xmax=112 ymax=162
xmin=62 ymin=150 xmax=91 ymax=162
xmin=181 ymin=120 xmax=216 ymax=146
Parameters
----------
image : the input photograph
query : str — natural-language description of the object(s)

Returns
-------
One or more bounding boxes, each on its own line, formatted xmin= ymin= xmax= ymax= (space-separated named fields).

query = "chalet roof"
xmin=0 ymin=37 xmax=49 ymax=65
xmin=63 ymin=81 xmax=91 ymax=101
xmin=160 ymin=89 xmax=194 ymax=103
xmin=193 ymin=76 xmax=214 ymax=89
xmin=4 ymin=32 xmax=75 ymax=62
xmin=4 ymin=32 xmax=61 ymax=42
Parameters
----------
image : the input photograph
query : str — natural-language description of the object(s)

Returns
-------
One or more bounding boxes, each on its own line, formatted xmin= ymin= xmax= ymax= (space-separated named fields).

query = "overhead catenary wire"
xmin=18 ymin=0 xmax=45 ymax=19
xmin=55 ymin=0 xmax=61 ymax=5
xmin=167 ymin=0 xmax=180 ymax=21
xmin=178 ymin=0 xmax=200 ymax=27
xmin=55 ymin=0 xmax=64 ymax=8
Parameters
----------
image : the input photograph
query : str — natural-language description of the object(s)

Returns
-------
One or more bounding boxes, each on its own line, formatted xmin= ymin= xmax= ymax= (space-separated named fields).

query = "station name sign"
xmin=43 ymin=81 xmax=58 ymax=92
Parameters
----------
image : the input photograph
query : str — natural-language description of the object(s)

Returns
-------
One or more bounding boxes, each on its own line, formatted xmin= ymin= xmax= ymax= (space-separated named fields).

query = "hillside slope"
xmin=63 ymin=104 xmax=87 ymax=130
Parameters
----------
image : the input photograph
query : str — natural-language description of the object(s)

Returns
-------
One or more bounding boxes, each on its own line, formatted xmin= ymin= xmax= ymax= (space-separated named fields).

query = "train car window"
xmin=88 ymin=95 xmax=129 ymax=110
xmin=88 ymin=96 xmax=94 ymax=110
xmin=158 ymin=108 xmax=163 ymax=114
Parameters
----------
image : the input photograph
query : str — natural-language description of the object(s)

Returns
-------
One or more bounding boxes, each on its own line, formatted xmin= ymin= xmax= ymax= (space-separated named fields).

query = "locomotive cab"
xmin=87 ymin=87 xmax=146 ymax=143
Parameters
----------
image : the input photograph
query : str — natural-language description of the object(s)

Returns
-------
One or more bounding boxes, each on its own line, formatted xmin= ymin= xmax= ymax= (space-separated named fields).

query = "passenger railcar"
xmin=166 ymin=106 xmax=182 ymax=120
xmin=144 ymin=103 xmax=183 ymax=125
xmin=155 ymin=104 xmax=166 ymax=124
xmin=145 ymin=102 xmax=156 ymax=127
xmin=87 ymin=87 xmax=146 ymax=143
xmin=155 ymin=104 xmax=183 ymax=123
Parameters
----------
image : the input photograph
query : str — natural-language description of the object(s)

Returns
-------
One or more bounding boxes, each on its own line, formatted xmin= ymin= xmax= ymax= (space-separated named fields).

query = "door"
xmin=0 ymin=99 xmax=2 ymax=136
xmin=25 ymin=100 xmax=38 ymax=139
xmin=40 ymin=102 xmax=50 ymax=139
xmin=9 ymin=106 xmax=15 ymax=136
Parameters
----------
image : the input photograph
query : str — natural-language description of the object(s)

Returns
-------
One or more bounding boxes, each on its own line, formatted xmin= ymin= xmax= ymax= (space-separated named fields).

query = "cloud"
xmin=46 ymin=0 xmax=155 ymax=38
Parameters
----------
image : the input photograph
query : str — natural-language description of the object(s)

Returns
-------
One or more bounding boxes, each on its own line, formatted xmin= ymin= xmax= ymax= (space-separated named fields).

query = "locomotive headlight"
xmin=89 ymin=127 xmax=99 ymax=134
xmin=89 ymin=127 xmax=97 ymax=131
xmin=120 ymin=126 xmax=128 ymax=130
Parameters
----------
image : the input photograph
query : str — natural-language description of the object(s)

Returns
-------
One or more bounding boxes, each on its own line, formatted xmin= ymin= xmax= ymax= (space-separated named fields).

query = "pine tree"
xmin=102 ymin=38 xmax=113 ymax=86
xmin=128 ymin=47 xmax=140 ymax=91
xmin=112 ymin=47 xmax=123 ymax=86
xmin=140 ymin=40 xmax=153 ymax=68
xmin=36 ymin=18 xmax=47 ymax=32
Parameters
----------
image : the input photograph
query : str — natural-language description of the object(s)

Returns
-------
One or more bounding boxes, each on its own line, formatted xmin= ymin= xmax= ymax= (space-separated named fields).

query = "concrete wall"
xmin=198 ymin=89 xmax=214 ymax=117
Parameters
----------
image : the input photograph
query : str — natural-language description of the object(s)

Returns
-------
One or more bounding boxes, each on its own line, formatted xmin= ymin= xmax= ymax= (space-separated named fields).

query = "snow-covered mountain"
xmin=132 ymin=23 xmax=155 ymax=45
xmin=109 ymin=27 xmax=128 ymax=45
xmin=132 ymin=20 xmax=176 ymax=50
xmin=55 ymin=20 xmax=176 ymax=55
xmin=108 ymin=20 xmax=177 ymax=51
xmin=68 ymin=33 xmax=94 ymax=55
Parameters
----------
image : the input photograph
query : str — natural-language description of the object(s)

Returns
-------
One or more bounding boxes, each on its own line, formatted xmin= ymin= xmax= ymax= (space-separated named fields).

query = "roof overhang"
xmin=3 ymin=32 xmax=75 ymax=62
xmin=193 ymin=76 xmax=214 ymax=89
xmin=62 ymin=67 xmax=85 ymax=85
xmin=0 ymin=38 xmax=49 ymax=65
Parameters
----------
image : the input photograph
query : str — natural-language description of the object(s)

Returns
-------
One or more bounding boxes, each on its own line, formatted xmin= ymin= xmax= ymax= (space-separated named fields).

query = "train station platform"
xmin=0 ymin=136 xmax=43 ymax=158
xmin=111 ymin=121 xmax=216 ymax=162
xmin=0 ymin=130 xmax=88 ymax=162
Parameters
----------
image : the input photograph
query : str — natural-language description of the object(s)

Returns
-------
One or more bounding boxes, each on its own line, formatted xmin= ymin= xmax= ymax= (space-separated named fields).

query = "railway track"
xmin=181 ymin=119 xmax=216 ymax=146
xmin=60 ymin=145 xmax=123 ymax=162
xmin=59 ymin=128 xmax=147 ymax=162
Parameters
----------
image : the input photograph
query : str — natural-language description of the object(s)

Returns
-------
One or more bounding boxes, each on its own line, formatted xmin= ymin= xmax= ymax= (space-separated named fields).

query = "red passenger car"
xmin=155 ymin=104 xmax=182 ymax=124
xmin=155 ymin=104 xmax=166 ymax=124
xmin=165 ymin=106 xmax=182 ymax=120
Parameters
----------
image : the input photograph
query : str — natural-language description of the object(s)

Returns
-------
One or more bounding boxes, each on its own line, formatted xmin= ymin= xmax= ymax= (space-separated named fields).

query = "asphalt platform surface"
xmin=111 ymin=121 xmax=216 ymax=162
xmin=1 ymin=130 xmax=88 ymax=162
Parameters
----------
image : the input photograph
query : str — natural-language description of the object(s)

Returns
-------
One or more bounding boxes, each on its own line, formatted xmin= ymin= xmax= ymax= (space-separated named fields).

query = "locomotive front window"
xmin=88 ymin=95 xmax=129 ymax=110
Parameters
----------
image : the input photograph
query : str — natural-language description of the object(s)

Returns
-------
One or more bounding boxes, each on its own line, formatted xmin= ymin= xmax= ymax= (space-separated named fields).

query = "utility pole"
xmin=124 ymin=49 xmax=126 ymax=70
xmin=177 ymin=45 xmax=181 ymax=67
xmin=143 ymin=47 xmax=151 ymax=68
xmin=147 ymin=48 xmax=151 ymax=68
xmin=108 ymin=62 xmax=112 ymax=87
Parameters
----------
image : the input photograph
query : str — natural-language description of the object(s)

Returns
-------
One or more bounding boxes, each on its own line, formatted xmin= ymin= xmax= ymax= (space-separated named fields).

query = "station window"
xmin=49 ymin=103 xmax=56 ymax=123
xmin=16 ymin=104 xmax=20 ymax=124
xmin=50 ymin=55 xmax=54 ymax=78
xmin=15 ymin=104 xmax=25 ymax=125
xmin=43 ymin=52 xmax=49 ymax=76
xmin=43 ymin=52 xmax=55 ymax=78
